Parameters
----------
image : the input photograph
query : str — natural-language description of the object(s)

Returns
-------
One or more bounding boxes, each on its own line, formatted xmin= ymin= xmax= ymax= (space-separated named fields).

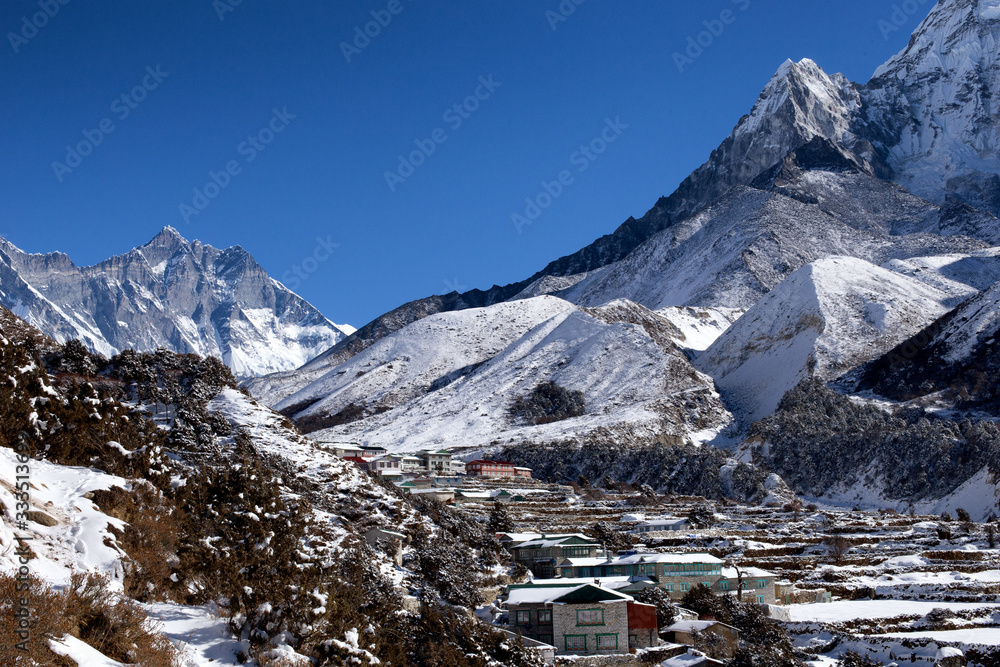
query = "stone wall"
xmin=553 ymin=600 xmax=628 ymax=656
xmin=552 ymin=646 xmax=681 ymax=666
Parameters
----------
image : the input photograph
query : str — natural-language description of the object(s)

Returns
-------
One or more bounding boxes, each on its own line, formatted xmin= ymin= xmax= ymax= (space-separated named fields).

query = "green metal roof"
xmin=552 ymin=584 xmax=630 ymax=604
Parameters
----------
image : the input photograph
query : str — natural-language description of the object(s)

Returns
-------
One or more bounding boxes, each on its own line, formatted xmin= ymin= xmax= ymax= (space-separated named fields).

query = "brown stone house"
xmin=626 ymin=600 xmax=658 ymax=650
xmin=506 ymin=583 xmax=658 ymax=656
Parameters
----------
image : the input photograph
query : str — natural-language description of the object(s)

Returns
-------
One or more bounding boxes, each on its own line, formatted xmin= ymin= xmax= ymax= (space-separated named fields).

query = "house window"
xmin=757 ymin=595 xmax=765 ymax=604
xmin=538 ymin=609 xmax=552 ymax=626
xmin=720 ymin=580 xmax=730 ymax=591
xmin=629 ymin=634 xmax=638 ymax=649
xmin=680 ymin=583 xmax=690 ymax=592
xmin=641 ymin=565 xmax=655 ymax=575
xmin=665 ymin=583 xmax=675 ymax=592
xmin=758 ymin=580 xmax=768 ymax=589
xmin=577 ymin=609 xmax=604 ymax=626
xmin=516 ymin=610 xmax=531 ymax=626
xmin=565 ymin=635 xmax=587 ymax=652
xmin=702 ymin=582 xmax=712 ymax=589
xmin=596 ymin=634 xmax=618 ymax=651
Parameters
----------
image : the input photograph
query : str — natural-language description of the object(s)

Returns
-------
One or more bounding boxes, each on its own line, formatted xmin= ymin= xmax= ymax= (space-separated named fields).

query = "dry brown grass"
xmin=91 ymin=483 xmax=182 ymax=601
xmin=0 ymin=571 xmax=73 ymax=666
xmin=63 ymin=572 xmax=180 ymax=666
xmin=0 ymin=570 xmax=180 ymax=667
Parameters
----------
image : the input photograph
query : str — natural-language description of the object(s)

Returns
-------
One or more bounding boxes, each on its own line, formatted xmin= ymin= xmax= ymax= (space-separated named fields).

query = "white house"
xmin=631 ymin=518 xmax=689 ymax=534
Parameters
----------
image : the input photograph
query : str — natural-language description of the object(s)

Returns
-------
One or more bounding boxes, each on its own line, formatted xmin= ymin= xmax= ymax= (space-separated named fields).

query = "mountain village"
xmin=5 ymin=0 xmax=1000 ymax=665
xmin=319 ymin=440 xmax=996 ymax=665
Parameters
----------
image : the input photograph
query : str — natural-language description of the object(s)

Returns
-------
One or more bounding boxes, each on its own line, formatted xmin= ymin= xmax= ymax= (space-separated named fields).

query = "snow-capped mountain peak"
xmin=753 ymin=58 xmax=859 ymax=148
xmin=866 ymin=0 xmax=1000 ymax=212
xmin=0 ymin=228 xmax=351 ymax=377
xmin=875 ymin=0 xmax=1000 ymax=79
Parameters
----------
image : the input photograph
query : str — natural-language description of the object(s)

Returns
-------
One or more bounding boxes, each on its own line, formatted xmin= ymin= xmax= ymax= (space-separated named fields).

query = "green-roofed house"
xmin=419 ymin=449 xmax=452 ymax=475
xmin=510 ymin=534 xmax=604 ymax=578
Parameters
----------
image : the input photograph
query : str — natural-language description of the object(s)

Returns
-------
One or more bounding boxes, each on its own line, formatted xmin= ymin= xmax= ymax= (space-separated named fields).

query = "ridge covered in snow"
xmin=0 ymin=227 xmax=351 ymax=377
xmin=696 ymin=257 xmax=955 ymax=423
xmin=281 ymin=296 xmax=731 ymax=451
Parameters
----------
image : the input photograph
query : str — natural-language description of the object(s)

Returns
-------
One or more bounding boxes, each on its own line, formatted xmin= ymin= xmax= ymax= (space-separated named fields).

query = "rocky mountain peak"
xmin=0 ymin=228 xmax=351 ymax=376
xmin=875 ymin=0 xmax=1000 ymax=79
xmin=864 ymin=0 xmax=1000 ymax=212
xmin=143 ymin=225 xmax=191 ymax=253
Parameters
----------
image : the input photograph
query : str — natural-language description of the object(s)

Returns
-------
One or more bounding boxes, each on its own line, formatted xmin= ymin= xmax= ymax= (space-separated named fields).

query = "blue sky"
xmin=0 ymin=0 xmax=930 ymax=327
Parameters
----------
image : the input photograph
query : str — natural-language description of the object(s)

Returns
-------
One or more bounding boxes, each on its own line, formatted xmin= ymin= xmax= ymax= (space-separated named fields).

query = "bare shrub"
xmin=0 ymin=571 xmax=72 ymax=666
xmin=91 ymin=484 xmax=182 ymax=601
xmin=823 ymin=536 xmax=851 ymax=562
xmin=63 ymin=572 xmax=179 ymax=667
xmin=0 ymin=571 xmax=179 ymax=667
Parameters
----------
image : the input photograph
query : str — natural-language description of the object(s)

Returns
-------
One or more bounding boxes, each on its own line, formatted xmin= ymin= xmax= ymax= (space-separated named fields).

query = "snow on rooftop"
xmin=506 ymin=586 xmax=578 ymax=606
xmin=667 ymin=621 xmax=724 ymax=633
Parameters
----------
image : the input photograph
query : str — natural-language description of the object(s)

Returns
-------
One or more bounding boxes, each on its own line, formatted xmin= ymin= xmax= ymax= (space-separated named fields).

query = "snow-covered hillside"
xmin=854 ymin=278 xmax=1000 ymax=408
xmin=655 ymin=307 xmax=744 ymax=352
xmin=884 ymin=247 xmax=1000 ymax=303
xmin=288 ymin=297 xmax=731 ymax=451
xmin=559 ymin=172 xmax=985 ymax=311
xmin=0 ymin=227 xmax=351 ymax=377
xmin=697 ymin=257 xmax=954 ymax=422
xmin=275 ymin=296 xmax=576 ymax=419
xmin=0 ymin=314 xmax=499 ymax=664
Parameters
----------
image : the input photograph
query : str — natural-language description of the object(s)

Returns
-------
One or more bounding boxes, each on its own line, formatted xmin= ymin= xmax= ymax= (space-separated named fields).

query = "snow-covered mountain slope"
xmin=246 ymin=291 xmax=472 ymax=407
xmin=855 ymin=278 xmax=1000 ymax=406
xmin=696 ymin=257 xmax=954 ymax=422
xmin=291 ymin=297 xmax=730 ymax=451
xmin=883 ymin=247 xmax=1000 ymax=303
xmin=864 ymin=0 xmax=1000 ymax=214
xmin=275 ymin=296 xmax=577 ymax=419
xmin=559 ymin=169 xmax=987 ymax=311
xmin=655 ymin=307 xmax=745 ymax=352
xmin=0 ymin=227 xmax=350 ymax=377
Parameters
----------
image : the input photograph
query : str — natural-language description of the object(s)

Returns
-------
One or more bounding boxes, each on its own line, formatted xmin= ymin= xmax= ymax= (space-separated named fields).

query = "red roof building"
xmin=466 ymin=460 xmax=517 ymax=477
